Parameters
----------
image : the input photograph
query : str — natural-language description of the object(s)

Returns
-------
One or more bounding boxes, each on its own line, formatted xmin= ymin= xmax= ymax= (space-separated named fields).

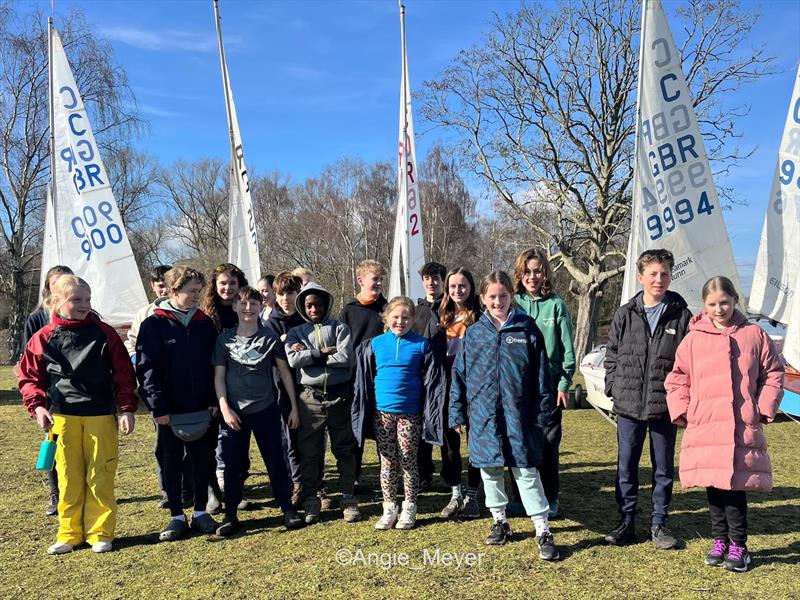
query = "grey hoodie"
xmin=285 ymin=283 xmax=353 ymax=390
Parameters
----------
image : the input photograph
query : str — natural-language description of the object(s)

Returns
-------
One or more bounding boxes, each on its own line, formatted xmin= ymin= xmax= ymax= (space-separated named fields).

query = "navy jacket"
xmin=353 ymin=334 xmax=446 ymax=447
xmin=449 ymin=310 xmax=554 ymax=468
xmin=135 ymin=308 xmax=217 ymax=417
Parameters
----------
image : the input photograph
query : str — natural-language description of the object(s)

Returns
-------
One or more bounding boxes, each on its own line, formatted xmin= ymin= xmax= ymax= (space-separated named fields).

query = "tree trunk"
xmin=7 ymin=261 xmax=27 ymax=362
xmin=572 ymin=283 xmax=602 ymax=364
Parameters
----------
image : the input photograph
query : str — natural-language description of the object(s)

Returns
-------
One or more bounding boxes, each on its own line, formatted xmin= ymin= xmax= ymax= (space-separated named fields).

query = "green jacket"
xmin=514 ymin=292 xmax=576 ymax=393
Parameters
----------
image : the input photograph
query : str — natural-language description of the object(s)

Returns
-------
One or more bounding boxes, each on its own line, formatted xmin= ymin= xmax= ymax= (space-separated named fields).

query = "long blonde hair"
xmin=44 ymin=275 xmax=91 ymax=317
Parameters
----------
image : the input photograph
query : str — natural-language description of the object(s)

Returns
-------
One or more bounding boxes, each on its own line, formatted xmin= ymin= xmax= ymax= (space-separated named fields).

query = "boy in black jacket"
xmin=339 ymin=259 xmax=388 ymax=494
xmin=604 ymin=249 xmax=692 ymax=549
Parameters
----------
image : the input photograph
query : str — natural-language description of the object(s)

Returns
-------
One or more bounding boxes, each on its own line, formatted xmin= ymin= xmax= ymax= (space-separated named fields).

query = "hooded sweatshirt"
xmin=515 ymin=292 xmax=576 ymax=393
xmin=285 ymin=283 xmax=353 ymax=390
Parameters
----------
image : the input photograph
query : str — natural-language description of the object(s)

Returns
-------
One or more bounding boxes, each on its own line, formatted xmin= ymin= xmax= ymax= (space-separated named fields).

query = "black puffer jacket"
xmin=604 ymin=291 xmax=691 ymax=421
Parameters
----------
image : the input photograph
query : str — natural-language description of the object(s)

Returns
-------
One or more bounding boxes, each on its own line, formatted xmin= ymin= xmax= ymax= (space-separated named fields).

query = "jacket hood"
xmin=688 ymin=309 xmax=748 ymax=334
xmin=295 ymin=282 xmax=334 ymax=324
xmin=153 ymin=296 xmax=203 ymax=326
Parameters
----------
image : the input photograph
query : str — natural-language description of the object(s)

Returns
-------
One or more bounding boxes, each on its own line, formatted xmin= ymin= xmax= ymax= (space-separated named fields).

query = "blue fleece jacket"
xmin=372 ymin=329 xmax=428 ymax=414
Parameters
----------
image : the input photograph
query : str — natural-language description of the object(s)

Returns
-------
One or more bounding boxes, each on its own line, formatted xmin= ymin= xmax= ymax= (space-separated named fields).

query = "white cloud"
xmin=100 ymin=26 xmax=239 ymax=53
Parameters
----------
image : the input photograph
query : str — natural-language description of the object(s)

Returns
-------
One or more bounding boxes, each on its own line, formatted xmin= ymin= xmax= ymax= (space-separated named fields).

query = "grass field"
xmin=1 ymin=366 xmax=798 ymax=599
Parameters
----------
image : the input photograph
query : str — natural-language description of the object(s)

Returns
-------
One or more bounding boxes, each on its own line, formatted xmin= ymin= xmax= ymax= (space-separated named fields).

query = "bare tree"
xmin=0 ymin=5 xmax=141 ymax=358
xmin=156 ymin=159 xmax=228 ymax=265
xmin=421 ymin=0 xmax=773 ymax=360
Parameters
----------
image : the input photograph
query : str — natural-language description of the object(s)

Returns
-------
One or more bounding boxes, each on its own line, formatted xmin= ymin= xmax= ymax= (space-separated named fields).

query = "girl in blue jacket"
xmin=449 ymin=271 xmax=559 ymax=560
xmin=354 ymin=296 xmax=445 ymax=531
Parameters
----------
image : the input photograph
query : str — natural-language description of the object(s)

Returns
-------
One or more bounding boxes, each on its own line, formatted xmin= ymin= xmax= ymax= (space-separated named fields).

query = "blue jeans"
xmin=615 ymin=415 xmax=677 ymax=525
xmin=220 ymin=402 xmax=292 ymax=520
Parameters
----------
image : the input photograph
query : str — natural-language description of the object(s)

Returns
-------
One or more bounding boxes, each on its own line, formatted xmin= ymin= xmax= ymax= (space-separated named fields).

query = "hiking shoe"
xmin=216 ymin=519 xmax=240 ymax=537
xmin=605 ymin=520 xmax=636 ymax=546
xmin=47 ymin=542 xmax=74 ymax=555
xmin=548 ymin=499 xmax=560 ymax=520
xmin=651 ymin=524 xmax=678 ymax=550
xmin=723 ymin=541 xmax=751 ymax=572
xmin=291 ymin=484 xmax=303 ymax=509
xmin=303 ymin=496 xmax=321 ymax=525
xmin=91 ymin=541 xmax=113 ymax=553
xmin=395 ymin=501 xmax=417 ymax=530
xmin=375 ymin=502 xmax=398 ymax=530
xmin=46 ymin=494 xmax=59 ymax=516
xmin=705 ymin=538 xmax=728 ymax=567
xmin=536 ymin=532 xmax=560 ymax=561
xmin=341 ymin=497 xmax=361 ymax=523
xmin=485 ymin=521 xmax=512 ymax=545
xmin=159 ymin=517 xmax=189 ymax=542
xmin=284 ymin=509 xmax=305 ymax=530
xmin=461 ymin=496 xmax=480 ymax=519
xmin=318 ymin=488 xmax=333 ymax=511
xmin=190 ymin=513 xmax=218 ymax=534
xmin=441 ymin=497 xmax=464 ymax=519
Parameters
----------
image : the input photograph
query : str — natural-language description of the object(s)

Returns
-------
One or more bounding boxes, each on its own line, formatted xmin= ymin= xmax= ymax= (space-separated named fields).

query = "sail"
xmin=38 ymin=189 xmax=58 ymax=299
xmin=49 ymin=29 xmax=147 ymax=324
xmin=622 ymin=0 xmax=743 ymax=314
xmin=749 ymin=66 xmax=800 ymax=368
xmin=389 ymin=3 xmax=425 ymax=300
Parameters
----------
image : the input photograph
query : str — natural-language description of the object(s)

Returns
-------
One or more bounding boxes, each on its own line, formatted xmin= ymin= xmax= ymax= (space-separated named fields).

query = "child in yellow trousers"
xmin=19 ymin=275 xmax=138 ymax=555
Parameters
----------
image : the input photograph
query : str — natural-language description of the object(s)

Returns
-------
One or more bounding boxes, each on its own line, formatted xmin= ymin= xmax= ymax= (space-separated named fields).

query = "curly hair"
xmin=512 ymin=247 xmax=554 ymax=297
xmin=201 ymin=263 xmax=248 ymax=332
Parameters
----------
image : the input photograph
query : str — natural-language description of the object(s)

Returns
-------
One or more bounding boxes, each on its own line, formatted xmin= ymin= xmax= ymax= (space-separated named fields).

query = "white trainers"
xmin=374 ymin=501 xmax=398 ymax=530
xmin=47 ymin=542 xmax=74 ymax=555
xmin=91 ymin=541 xmax=113 ymax=553
xmin=395 ymin=501 xmax=417 ymax=530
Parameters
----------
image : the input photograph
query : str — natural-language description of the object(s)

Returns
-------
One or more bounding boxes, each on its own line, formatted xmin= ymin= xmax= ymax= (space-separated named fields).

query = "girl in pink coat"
xmin=665 ymin=276 xmax=783 ymax=573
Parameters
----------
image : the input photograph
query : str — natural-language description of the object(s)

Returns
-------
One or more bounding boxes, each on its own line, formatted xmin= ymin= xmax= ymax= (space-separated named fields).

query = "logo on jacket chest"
xmin=505 ymin=335 xmax=528 ymax=345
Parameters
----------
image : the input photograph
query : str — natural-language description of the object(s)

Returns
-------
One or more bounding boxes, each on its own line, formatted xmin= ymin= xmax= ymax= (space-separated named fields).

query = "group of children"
xmin=17 ymin=248 xmax=784 ymax=572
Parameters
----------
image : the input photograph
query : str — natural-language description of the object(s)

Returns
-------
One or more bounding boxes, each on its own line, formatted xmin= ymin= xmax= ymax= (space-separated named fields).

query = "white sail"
xmin=749 ymin=66 xmax=800 ymax=368
xmin=38 ymin=189 xmax=59 ymax=298
xmin=389 ymin=3 xmax=425 ymax=300
xmin=214 ymin=2 xmax=261 ymax=286
xmin=622 ymin=0 xmax=743 ymax=314
xmin=50 ymin=28 xmax=147 ymax=324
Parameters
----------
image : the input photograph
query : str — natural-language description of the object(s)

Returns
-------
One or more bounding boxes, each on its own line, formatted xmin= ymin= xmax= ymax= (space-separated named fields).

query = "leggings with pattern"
xmin=374 ymin=411 xmax=422 ymax=503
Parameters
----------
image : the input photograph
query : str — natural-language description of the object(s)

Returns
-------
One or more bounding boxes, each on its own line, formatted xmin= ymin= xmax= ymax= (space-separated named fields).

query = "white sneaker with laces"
xmin=374 ymin=502 xmax=398 ymax=530
xmin=395 ymin=501 xmax=417 ymax=530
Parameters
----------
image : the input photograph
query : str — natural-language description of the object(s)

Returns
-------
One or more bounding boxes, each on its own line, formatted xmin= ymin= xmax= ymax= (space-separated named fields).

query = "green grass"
xmin=1 ymin=365 xmax=798 ymax=599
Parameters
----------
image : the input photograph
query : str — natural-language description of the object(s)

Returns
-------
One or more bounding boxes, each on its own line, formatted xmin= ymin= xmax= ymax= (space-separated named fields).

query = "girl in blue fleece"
xmin=354 ymin=296 xmax=445 ymax=531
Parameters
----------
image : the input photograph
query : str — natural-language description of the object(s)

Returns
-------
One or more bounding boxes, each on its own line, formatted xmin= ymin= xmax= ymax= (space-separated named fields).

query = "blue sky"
xmin=33 ymin=0 xmax=800 ymax=287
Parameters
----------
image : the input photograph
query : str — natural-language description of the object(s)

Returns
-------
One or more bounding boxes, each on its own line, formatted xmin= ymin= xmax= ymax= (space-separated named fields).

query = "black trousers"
xmin=539 ymin=407 xmax=563 ymax=502
xmin=707 ymin=487 xmax=748 ymax=544
xmin=156 ymin=420 xmax=217 ymax=517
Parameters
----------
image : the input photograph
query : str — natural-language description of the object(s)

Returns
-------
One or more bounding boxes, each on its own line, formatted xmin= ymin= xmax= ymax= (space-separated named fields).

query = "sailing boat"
xmin=389 ymin=1 xmax=425 ymax=300
xmin=579 ymin=0 xmax=743 ymax=422
xmin=213 ymin=0 xmax=261 ymax=286
xmin=749 ymin=65 xmax=800 ymax=417
xmin=43 ymin=20 xmax=147 ymax=324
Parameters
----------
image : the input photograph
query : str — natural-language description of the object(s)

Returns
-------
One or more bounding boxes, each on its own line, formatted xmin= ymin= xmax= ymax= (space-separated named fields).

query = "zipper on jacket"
xmin=395 ymin=334 xmax=401 ymax=361
xmin=315 ymin=324 xmax=328 ymax=395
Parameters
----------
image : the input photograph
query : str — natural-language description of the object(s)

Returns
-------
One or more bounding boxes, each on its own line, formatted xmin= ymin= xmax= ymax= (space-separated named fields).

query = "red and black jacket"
xmin=135 ymin=307 xmax=217 ymax=418
xmin=18 ymin=312 xmax=138 ymax=417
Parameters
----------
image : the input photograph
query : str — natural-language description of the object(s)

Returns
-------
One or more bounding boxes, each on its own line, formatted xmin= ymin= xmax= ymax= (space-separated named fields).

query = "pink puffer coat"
xmin=665 ymin=310 xmax=784 ymax=491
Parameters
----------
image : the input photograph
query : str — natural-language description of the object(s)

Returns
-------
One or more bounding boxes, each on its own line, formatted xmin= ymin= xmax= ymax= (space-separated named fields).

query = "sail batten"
xmin=622 ymin=0 xmax=743 ymax=315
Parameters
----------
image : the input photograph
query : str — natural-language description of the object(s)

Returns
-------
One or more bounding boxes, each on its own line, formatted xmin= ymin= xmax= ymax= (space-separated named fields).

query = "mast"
xmin=213 ymin=0 xmax=238 ymax=190
xmin=399 ymin=0 xmax=410 ymax=292
xmin=47 ymin=16 xmax=58 ymax=255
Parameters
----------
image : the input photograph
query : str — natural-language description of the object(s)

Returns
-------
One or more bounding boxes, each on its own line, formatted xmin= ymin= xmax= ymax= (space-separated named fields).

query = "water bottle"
xmin=35 ymin=430 xmax=58 ymax=471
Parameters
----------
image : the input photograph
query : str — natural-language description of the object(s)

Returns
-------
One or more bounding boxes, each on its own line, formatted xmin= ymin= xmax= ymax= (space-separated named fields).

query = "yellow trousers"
xmin=52 ymin=414 xmax=118 ymax=545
